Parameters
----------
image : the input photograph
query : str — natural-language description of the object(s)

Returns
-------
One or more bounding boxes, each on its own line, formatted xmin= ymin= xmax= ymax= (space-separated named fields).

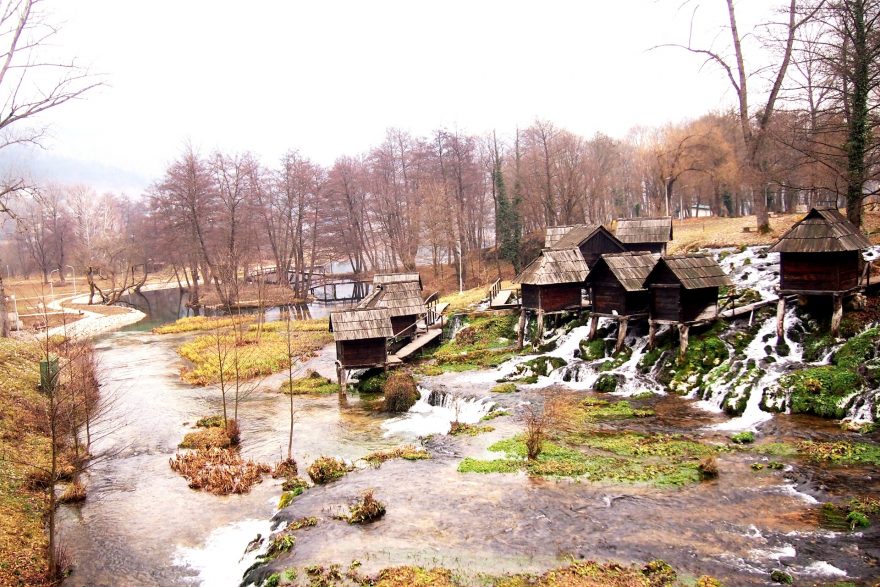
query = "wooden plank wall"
xmin=539 ymin=283 xmax=583 ymax=312
xmin=337 ymin=339 xmax=387 ymax=368
xmin=780 ymin=252 xmax=860 ymax=292
xmin=650 ymin=286 xmax=681 ymax=322
xmin=522 ymin=284 xmax=541 ymax=310
xmin=390 ymin=315 xmax=417 ymax=337
xmin=579 ymin=232 xmax=626 ymax=267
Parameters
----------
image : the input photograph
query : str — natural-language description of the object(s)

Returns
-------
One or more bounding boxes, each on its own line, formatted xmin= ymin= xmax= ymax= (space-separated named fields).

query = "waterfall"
xmin=382 ymin=387 xmax=494 ymax=437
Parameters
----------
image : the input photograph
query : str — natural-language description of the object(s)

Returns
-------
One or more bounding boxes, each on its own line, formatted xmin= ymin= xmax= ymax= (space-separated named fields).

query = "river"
xmin=58 ymin=285 xmax=880 ymax=586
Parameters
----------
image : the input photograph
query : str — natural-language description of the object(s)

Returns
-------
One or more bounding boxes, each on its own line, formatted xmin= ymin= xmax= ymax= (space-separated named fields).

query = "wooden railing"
xmin=424 ymin=291 xmax=441 ymax=326
xmin=488 ymin=278 xmax=501 ymax=303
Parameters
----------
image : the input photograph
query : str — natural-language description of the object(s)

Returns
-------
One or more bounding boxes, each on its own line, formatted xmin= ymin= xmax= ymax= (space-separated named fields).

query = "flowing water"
xmin=59 ymin=274 xmax=880 ymax=586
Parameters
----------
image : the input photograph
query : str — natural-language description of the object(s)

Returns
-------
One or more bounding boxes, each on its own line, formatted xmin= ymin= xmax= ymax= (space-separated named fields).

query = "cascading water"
xmin=381 ymin=387 xmax=495 ymax=437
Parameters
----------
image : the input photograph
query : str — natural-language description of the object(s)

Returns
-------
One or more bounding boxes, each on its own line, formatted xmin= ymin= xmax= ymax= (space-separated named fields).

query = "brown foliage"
xmin=383 ymin=372 xmax=420 ymax=413
xmin=169 ymin=448 xmax=270 ymax=495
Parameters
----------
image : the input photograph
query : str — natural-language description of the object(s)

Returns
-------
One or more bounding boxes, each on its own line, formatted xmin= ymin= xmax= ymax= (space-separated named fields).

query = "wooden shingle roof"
xmin=652 ymin=254 xmax=733 ymax=290
xmin=544 ymin=225 xmax=576 ymax=248
xmin=329 ymin=309 xmax=393 ymax=341
xmin=590 ymin=252 xmax=660 ymax=291
xmin=769 ymin=208 xmax=871 ymax=253
xmin=357 ymin=281 xmax=426 ymax=317
xmin=552 ymin=224 xmax=604 ymax=250
xmin=615 ymin=217 xmax=673 ymax=244
xmin=514 ymin=248 xmax=589 ymax=285
xmin=373 ymin=273 xmax=422 ymax=289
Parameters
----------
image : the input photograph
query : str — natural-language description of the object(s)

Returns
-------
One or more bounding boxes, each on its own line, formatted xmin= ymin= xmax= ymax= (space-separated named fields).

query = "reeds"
xmin=169 ymin=448 xmax=270 ymax=495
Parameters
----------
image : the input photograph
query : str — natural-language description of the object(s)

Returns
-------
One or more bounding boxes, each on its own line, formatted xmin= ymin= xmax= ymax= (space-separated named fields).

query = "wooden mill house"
xmin=514 ymin=247 xmax=590 ymax=343
xmin=329 ymin=308 xmax=394 ymax=389
xmin=357 ymin=273 xmax=426 ymax=341
xmin=615 ymin=217 xmax=673 ymax=255
xmin=585 ymin=251 xmax=660 ymax=352
xmin=547 ymin=224 xmax=627 ymax=267
xmin=644 ymin=254 xmax=733 ymax=357
xmin=769 ymin=208 xmax=872 ymax=337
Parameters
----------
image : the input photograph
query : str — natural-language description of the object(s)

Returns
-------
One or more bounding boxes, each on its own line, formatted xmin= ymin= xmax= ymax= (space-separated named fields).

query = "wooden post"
xmin=516 ymin=308 xmax=526 ymax=350
xmin=775 ymin=297 xmax=786 ymax=344
xmin=648 ymin=321 xmax=656 ymax=350
xmin=678 ymin=323 xmax=689 ymax=360
xmin=535 ymin=309 xmax=545 ymax=346
xmin=336 ymin=362 xmax=347 ymax=395
xmin=615 ymin=317 xmax=628 ymax=354
xmin=0 ymin=273 xmax=8 ymax=338
xmin=831 ymin=295 xmax=843 ymax=337
xmin=587 ymin=315 xmax=599 ymax=341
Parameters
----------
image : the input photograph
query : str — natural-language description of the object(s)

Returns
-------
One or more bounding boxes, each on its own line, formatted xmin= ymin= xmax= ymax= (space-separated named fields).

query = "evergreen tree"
xmin=493 ymin=162 xmax=522 ymax=273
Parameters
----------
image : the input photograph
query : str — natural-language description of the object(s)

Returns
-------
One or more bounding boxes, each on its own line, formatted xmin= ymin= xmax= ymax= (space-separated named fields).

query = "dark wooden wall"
xmin=521 ymin=284 xmax=541 ymax=310
xmin=682 ymin=287 xmax=719 ymax=322
xmin=337 ymin=338 xmax=387 ymax=368
xmin=390 ymin=315 xmax=417 ymax=337
xmin=622 ymin=242 xmax=665 ymax=255
xmin=537 ymin=283 xmax=583 ymax=312
xmin=780 ymin=252 xmax=860 ymax=293
xmin=579 ymin=232 xmax=627 ymax=267
xmin=650 ymin=285 xmax=681 ymax=322
xmin=590 ymin=266 xmax=627 ymax=315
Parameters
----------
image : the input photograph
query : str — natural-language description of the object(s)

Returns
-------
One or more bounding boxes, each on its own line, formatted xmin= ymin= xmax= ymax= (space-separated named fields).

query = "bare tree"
xmin=0 ymin=0 xmax=101 ymax=212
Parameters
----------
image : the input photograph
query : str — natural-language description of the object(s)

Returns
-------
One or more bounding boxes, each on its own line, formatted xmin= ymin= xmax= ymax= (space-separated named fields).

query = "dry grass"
xmin=58 ymin=481 xmax=87 ymax=504
xmin=344 ymin=488 xmax=386 ymax=524
xmin=0 ymin=338 xmax=53 ymax=586
xmin=179 ymin=426 xmax=232 ymax=449
xmin=153 ymin=315 xmax=256 ymax=334
xmin=363 ymin=445 xmax=429 ymax=467
xmin=169 ymin=447 xmax=270 ymax=495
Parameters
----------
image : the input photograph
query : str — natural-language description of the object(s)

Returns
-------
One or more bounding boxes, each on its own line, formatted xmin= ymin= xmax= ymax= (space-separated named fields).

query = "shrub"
xmin=383 ymin=372 xmax=420 ymax=412
xmin=170 ymin=448 xmax=271 ymax=495
xmin=346 ymin=489 xmax=386 ymax=524
xmin=226 ymin=419 xmax=241 ymax=446
xmin=307 ymin=456 xmax=350 ymax=484
xmin=847 ymin=511 xmax=870 ymax=530
xmin=698 ymin=456 xmax=719 ymax=479
xmin=730 ymin=431 xmax=755 ymax=444
xmin=271 ymin=458 xmax=298 ymax=479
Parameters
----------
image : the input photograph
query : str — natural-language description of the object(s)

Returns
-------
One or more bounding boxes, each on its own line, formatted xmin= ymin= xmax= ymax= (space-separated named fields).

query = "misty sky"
xmin=11 ymin=0 xmax=783 ymax=195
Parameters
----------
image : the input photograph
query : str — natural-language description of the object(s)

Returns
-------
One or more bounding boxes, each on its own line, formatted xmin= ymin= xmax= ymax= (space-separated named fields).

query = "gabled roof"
xmin=514 ymin=248 xmax=589 ymax=285
xmin=615 ymin=217 xmax=673 ymax=244
xmin=552 ymin=224 xmax=607 ymax=250
xmin=589 ymin=252 xmax=660 ymax=292
xmin=373 ymin=272 xmax=422 ymax=289
xmin=649 ymin=254 xmax=733 ymax=290
xmin=357 ymin=281 xmax=426 ymax=317
xmin=769 ymin=208 xmax=871 ymax=253
xmin=329 ymin=309 xmax=393 ymax=341
xmin=545 ymin=225 xmax=576 ymax=248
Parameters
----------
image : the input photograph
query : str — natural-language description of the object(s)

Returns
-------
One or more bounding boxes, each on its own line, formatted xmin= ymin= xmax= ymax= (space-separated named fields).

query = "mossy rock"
xmin=579 ymin=338 xmax=607 ymax=361
xmin=356 ymin=370 xmax=388 ymax=393
xmin=780 ymin=366 xmax=862 ymax=419
xmin=594 ymin=373 xmax=619 ymax=393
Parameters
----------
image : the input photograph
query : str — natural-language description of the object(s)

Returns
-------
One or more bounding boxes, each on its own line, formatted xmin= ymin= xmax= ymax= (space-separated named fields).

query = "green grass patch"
xmin=363 ymin=445 xmax=429 ymax=466
xmin=280 ymin=370 xmax=340 ymax=395
xmin=481 ymin=409 xmax=511 ymax=421
xmin=491 ymin=382 xmax=518 ymax=394
xmin=730 ymin=431 xmax=755 ymax=444
xmin=153 ymin=314 xmax=256 ymax=334
xmin=178 ymin=328 xmax=332 ymax=386
xmin=581 ymin=399 xmax=654 ymax=421
xmin=449 ymin=422 xmax=494 ymax=436
xmin=797 ymin=440 xmax=880 ymax=466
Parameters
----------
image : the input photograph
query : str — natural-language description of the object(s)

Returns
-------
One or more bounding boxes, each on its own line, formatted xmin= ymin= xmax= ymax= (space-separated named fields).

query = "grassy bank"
xmin=0 ymin=339 xmax=52 ymax=586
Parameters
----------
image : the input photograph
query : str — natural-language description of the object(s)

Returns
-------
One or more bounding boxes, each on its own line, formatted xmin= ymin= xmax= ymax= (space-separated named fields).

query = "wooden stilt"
xmin=615 ymin=318 xmax=629 ymax=354
xmin=588 ymin=315 xmax=599 ymax=341
xmin=517 ymin=309 xmax=526 ymax=350
xmin=831 ymin=295 xmax=843 ymax=337
xmin=336 ymin=362 xmax=347 ymax=395
xmin=678 ymin=323 xmax=690 ymax=360
xmin=535 ymin=310 xmax=545 ymax=346
xmin=775 ymin=297 xmax=786 ymax=344
xmin=648 ymin=321 xmax=656 ymax=350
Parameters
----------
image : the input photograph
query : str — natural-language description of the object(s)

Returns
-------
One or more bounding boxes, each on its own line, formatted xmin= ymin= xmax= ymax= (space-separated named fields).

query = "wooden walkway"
xmin=392 ymin=328 xmax=442 ymax=361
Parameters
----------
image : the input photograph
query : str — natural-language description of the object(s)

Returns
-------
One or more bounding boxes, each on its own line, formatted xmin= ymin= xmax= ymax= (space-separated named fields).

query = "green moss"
xmin=457 ymin=457 xmax=522 ymax=474
xmin=356 ymin=370 xmax=388 ymax=393
xmin=448 ymin=422 xmax=494 ymax=436
xmin=580 ymin=338 xmax=606 ymax=361
xmin=593 ymin=373 xmax=618 ymax=393
xmin=263 ymin=572 xmax=281 ymax=587
xmin=307 ymin=456 xmax=351 ymax=484
xmin=481 ymin=409 xmax=511 ymax=421
xmin=797 ymin=440 xmax=880 ymax=466
xmin=730 ymin=431 xmax=755 ymax=444
xmin=834 ymin=327 xmax=880 ymax=369
xmin=665 ymin=334 xmax=729 ymax=395
xmin=752 ymin=442 xmax=799 ymax=457
xmin=434 ymin=314 xmax=518 ymax=357
xmin=491 ymin=383 xmax=517 ymax=394
xmin=280 ymin=370 xmax=340 ymax=395
xmin=581 ymin=399 xmax=654 ymax=421
xmin=770 ymin=569 xmax=793 ymax=584
xmin=782 ymin=366 xmax=862 ymax=419
xmin=638 ymin=348 xmax=664 ymax=373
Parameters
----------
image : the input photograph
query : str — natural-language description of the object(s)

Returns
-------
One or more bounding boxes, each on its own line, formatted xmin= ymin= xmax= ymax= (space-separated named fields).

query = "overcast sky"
xmin=10 ymin=0 xmax=784 ymax=195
